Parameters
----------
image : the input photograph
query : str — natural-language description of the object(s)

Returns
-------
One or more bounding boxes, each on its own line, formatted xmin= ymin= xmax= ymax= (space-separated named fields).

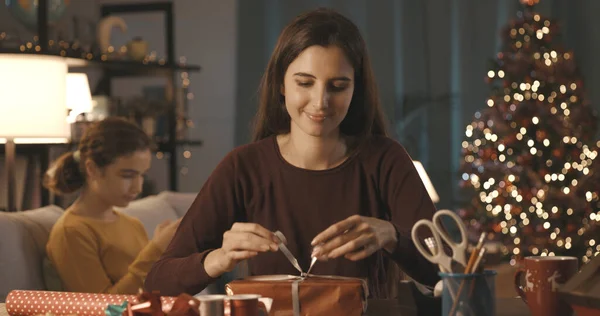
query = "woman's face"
xmin=281 ymin=45 xmax=355 ymax=138
xmin=86 ymin=149 xmax=151 ymax=207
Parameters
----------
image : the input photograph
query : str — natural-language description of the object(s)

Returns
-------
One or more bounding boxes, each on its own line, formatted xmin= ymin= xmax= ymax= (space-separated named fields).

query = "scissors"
xmin=411 ymin=209 xmax=468 ymax=273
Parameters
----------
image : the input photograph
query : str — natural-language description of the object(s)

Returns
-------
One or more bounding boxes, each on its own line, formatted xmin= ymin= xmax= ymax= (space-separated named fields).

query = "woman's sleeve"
xmin=378 ymin=141 xmax=440 ymax=287
xmin=49 ymin=225 xmax=163 ymax=294
xmin=144 ymin=154 xmax=242 ymax=296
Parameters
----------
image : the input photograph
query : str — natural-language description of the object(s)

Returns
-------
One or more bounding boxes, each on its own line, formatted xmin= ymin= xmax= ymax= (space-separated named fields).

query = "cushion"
xmin=117 ymin=194 xmax=179 ymax=239
xmin=157 ymin=191 xmax=197 ymax=218
xmin=0 ymin=205 xmax=63 ymax=302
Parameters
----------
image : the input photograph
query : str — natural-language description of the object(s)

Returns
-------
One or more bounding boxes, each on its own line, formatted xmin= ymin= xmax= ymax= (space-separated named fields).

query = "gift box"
xmin=224 ymin=231 xmax=369 ymax=316
xmin=558 ymin=255 xmax=600 ymax=316
xmin=225 ymin=274 xmax=368 ymax=316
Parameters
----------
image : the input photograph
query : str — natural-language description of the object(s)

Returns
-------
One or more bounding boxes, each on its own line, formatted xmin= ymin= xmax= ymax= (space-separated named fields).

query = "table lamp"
xmin=413 ymin=161 xmax=440 ymax=203
xmin=0 ymin=54 xmax=69 ymax=212
xmin=66 ymin=73 xmax=93 ymax=123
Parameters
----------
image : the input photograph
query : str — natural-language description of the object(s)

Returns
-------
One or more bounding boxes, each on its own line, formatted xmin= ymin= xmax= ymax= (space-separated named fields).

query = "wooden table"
xmin=365 ymin=298 xmax=530 ymax=315
xmin=1 ymin=299 xmax=530 ymax=315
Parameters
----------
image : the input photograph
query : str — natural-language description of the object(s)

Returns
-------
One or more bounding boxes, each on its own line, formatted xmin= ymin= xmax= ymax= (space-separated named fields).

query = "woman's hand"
xmin=204 ymin=223 xmax=280 ymax=278
xmin=310 ymin=215 xmax=398 ymax=261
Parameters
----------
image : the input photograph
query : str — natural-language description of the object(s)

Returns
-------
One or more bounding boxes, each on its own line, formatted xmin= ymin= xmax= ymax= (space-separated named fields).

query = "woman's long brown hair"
xmin=252 ymin=7 xmax=388 ymax=143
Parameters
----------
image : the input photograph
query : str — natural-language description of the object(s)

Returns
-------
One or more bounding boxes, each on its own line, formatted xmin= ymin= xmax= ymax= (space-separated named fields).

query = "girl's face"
xmin=85 ymin=149 xmax=151 ymax=207
xmin=281 ymin=45 xmax=355 ymax=138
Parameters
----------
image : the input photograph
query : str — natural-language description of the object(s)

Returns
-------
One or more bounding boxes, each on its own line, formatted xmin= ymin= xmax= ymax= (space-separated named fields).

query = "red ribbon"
xmin=125 ymin=292 xmax=199 ymax=316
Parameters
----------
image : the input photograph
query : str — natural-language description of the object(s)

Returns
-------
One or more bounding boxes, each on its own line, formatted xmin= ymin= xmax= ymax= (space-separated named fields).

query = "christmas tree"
xmin=458 ymin=0 xmax=600 ymax=265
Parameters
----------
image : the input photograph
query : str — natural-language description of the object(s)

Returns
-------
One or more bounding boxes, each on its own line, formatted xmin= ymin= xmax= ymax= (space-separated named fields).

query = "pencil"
xmin=464 ymin=232 xmax=486 ymax=273
xmin=450 ymin=234 xmax=487 ymax=315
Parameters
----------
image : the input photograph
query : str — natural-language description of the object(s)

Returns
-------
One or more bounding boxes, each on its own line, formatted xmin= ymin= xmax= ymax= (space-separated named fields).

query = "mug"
xmin=195 ymin=294 xmax=227 ymax=316
xmin=226 ymin=294 xmax=272 ymax=316
xmin=514 ymin=256 xmax=579 ymax=316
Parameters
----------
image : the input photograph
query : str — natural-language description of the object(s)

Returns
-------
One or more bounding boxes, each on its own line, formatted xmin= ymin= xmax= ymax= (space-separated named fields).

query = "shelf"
xmin=0 ymin=143 xmax=68 ymax=155
xmin=67 ymin=57 xmax=201 ymax=77
xmin=156 ymin=140 xmax=204 ymax=152
xmin=0 ymin=50 xmax=201 ymax=76
xmin=0 ymin=139 xmax=203 ymax=154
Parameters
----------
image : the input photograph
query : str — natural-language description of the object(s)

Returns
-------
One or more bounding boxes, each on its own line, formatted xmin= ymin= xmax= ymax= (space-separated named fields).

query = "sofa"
xmin=0 ymin=191 xmax=242 ymax=302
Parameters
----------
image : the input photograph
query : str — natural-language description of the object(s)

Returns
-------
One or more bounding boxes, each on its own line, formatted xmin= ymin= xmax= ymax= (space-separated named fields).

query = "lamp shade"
xmin=413 ymin=161 xmax=440 ymax=203
xmin=66 ymin=73 xmax=93 ymax=117
xmin=0 ymin=54 xmax=69 ymax=142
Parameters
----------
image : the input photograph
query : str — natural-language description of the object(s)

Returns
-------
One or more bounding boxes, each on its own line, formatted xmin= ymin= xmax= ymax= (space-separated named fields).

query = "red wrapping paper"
xmin=5 ymin=290 xmax=177 ymax=316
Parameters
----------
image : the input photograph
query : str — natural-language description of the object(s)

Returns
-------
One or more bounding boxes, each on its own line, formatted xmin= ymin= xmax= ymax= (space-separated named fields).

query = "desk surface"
xmin=0 ymin=299 xmax=530 ymax=316
xmin=369 ymin=298 xmax=530 ymax=315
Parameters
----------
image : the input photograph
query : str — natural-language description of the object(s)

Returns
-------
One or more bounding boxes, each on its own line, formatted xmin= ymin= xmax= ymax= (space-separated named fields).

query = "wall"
xmin=0 ymin=0 xmax=237 ymax=203
xmin=2 ymin=0 xmax=600 ymax=210
xmin=234 ymin=0 xmax=600 ymax=211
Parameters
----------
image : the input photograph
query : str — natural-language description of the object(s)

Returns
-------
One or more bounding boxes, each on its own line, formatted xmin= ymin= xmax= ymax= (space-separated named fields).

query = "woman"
xmin=145 ymin=8 xmax=438 ymax=298
xmin=45 ymin=117 xmax=179 ymax=294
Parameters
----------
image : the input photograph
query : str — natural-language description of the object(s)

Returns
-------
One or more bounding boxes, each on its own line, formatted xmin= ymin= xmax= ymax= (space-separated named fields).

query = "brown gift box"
xmin=225 ymin=274 xmax=368 ymax=316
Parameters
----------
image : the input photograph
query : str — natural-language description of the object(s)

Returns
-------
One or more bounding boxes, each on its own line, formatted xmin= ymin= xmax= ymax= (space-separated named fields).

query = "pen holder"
xmin=439 ymin=270 xmax=497 ymax=316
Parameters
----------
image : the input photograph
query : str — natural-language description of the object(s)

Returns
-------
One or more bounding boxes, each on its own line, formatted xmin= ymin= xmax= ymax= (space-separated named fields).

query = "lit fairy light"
xmin=560 ymin=85 xmax=567 ymax=93
xmin=465 ymin=125 xmax=473 ymax=137
xmin=586 ymin=192 xmax=593 ymax=202
xmin=519 ymin=83 xmax=527 ymax=91
xmin=520 ymin=127 xmax=527 ymax=135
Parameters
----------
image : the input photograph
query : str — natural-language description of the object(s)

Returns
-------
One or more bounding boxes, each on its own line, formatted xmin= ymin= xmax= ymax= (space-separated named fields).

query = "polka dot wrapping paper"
xmin=5 ymin=290 xmax=177 ymax=316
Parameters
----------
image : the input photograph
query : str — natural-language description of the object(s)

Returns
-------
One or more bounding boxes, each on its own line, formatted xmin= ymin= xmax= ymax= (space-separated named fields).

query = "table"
xmin=365 ymin=298 xmax=529 ymax=315
xmin=1 ymin=299 xmax=530 ymax=315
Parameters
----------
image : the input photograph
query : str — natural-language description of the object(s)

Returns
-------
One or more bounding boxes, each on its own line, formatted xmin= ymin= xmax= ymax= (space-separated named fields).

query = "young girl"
xmin=146 ymin=8 xmax=438 ymax=299
xmin=45 ymin=117 xmax=179 ymax=294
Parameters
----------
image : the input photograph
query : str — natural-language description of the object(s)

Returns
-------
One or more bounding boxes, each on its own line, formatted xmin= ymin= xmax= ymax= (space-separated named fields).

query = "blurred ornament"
xmin=127 ymin=37 xmax=148 ymax=61
xmin=536 ymin=130 xmax=547 ymax=140
xmin=553 ymin=149 xmax=562 ymax=157
xmin=96 ymin=16 xmax=128 ymax=54
xmin=5 ymin=0 xmax=70 ymax=32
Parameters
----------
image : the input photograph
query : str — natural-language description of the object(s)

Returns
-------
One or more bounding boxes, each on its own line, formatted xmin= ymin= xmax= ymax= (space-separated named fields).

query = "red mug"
xmin=226 ymin=294 xmax=272 ymax=316
xmin=514 ymin=256 xmax=578 ymax=316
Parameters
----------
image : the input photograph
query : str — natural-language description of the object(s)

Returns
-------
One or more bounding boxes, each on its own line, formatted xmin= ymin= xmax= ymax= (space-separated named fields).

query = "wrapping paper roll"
xmin=5 ymin=290 xmax=177 ymax=316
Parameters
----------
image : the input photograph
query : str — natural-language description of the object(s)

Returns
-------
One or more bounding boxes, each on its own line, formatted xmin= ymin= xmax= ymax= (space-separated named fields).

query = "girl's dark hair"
xmin=44 ymin=117 xmax=153 ymax=195
xmin=252 ymin=7 xmax=388 ymax=142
